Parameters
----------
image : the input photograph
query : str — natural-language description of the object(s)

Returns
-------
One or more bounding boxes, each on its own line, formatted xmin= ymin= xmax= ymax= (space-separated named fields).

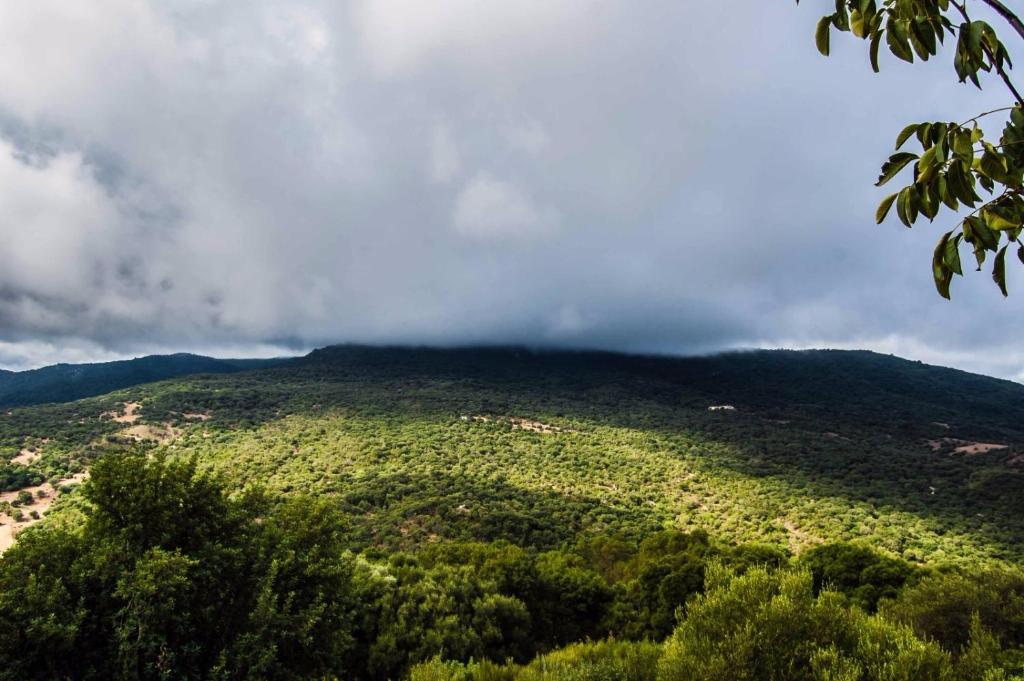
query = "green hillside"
xmin=0 ymin=353 xmax=285 ymax=408
xmin=2 ymin=346 xmax=1024 ymax=679
xmin=9 ymin=345 xmax=1021 ymax=561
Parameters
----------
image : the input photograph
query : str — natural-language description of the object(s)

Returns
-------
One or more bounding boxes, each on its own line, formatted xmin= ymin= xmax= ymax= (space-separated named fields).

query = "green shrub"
xmin=409 ymin=640 xmax=662 ymax=681
xmin=881 ymin=569 xmax=1024 ymax=656
xmin=799 ymin=543 xmax=915 ymax=611
xmin=658 ymin=563 xmax=951 ymax=681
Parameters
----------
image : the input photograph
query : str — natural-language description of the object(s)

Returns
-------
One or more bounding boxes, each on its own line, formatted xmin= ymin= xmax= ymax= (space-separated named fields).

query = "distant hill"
xmin=0 ymin=353 xmax=289 ymax=408
xmin=296 ymin=345 xmax=1024 ymax=439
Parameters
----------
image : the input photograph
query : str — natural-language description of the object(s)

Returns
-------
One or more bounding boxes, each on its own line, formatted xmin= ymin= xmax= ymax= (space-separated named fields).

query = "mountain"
xmin=2 ymin=345 xmax=1024 ymax=678
xmin=5 ymin=344 xmax=1024 ymax=559
xmin=0 ymin=352 xmax=288 ymax=408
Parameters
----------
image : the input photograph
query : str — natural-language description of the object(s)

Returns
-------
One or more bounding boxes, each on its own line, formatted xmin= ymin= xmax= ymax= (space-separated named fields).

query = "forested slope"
xmin=2 ymin=345 xmax=1024 ymax=679
xmin=0 ymin=353 xmax=286 ymax=407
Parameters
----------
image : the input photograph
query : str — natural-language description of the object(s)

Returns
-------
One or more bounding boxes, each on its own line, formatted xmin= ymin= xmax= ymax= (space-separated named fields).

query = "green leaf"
xmin=816 ymin=16 xmax=832 ymax=56
xmin=937 ymin=174 xmax=959 ymax=211
xmin=944 ymin=233 xmax=963 ymax=275
xmin=1018 ymin=244 xmax=1024 ymax=265
xmin=933 ymin=233 xmax=954 ymax=299
xmin=876 ymin=192 xmax=898 ymax=223
xmin=908 ymin=26 xmax=930 ymax=61
xmin=870 ymin=30 xmax=882 ymax=72
xmin=979 ymin=144 xmax=1009 ymax=183
xmin=832 ymin=1 xmax=849 ymax=31
xmin=1012 ymin=106 xmax=1024 ymax=129
xmin=968 ymin=215 xmax=999 ymax=251
xmin=946 ymin=162 xmax=978 ymax=206
xmin=886 ymin=18 xmax=914 ymax=63
xmin=964 ymin=218 xmax=989 ymax=269
xmin=935 ymin=125 xmax=948 ymax=161
xmin=895 ymin=123 xmax=919 ymax=150
xmin=993 ymin=245 xmax=1009 ymax=296
xmin=876 ymin=152 xmax=918 ymax=186
xmin=896 ymin=186 xmax=917 ymax=227
xmin=916 ymin=122 xmax=933 ymax=147
xmin=851 ymin=9 xmax=867 ymax=38
xmin=983 ymin=209 xmax=1019 ymax=232
xmin=911 ymin=17 xmax=937 ymax=55
xmin=952 ymin=129 xmax=974 ymax=161
xmin=916 ymin=145 xmax=939 ymax=183
xmin=919 ymin=183 xmax=939 ymax=220
xmin=968 ymin=21 xmax=986 ymax=61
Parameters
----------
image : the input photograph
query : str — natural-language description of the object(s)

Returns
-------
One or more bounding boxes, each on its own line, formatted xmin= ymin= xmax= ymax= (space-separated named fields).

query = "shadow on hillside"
xmin=49 ymin=346 xmax=1024 ymax=559
xmin=331 ymin=468 xmax=667 ymax=552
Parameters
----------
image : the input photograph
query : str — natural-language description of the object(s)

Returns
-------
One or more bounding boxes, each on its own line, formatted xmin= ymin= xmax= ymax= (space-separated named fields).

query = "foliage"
xmin=799 ymin=542 xmax=915 ymax=611
xmin=2 ymin=346 xmax=1024 ymax=678
xmin=803 ymin=0 xmax=1024 ymax=297
xmin=658 ymin=563 xmax=951 ymax=681
xmin=0 ymin=463 xmax=43 ymax=492
xmin=412 ymin=566 xmax=1024 ymax=681
xmin=0 ymin=452 xmax=356 ymax=681
xmin=409 ymin=640 xmax=663 ymax=681
xmin=880 ymin=568 xmax=1024 ymax=655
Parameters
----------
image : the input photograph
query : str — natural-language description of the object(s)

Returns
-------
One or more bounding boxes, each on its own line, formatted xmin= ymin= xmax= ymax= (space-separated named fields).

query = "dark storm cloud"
xmin=0 ymin=1 xmax=1021 ymax=377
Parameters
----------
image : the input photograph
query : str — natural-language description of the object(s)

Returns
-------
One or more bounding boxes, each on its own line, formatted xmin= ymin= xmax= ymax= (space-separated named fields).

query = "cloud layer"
xmin=0 ymin=1 xmax=1022 ymax=378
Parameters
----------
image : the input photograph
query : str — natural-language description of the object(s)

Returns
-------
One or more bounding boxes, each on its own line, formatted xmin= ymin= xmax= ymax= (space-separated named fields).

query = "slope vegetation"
xmin=0 ymin=353 xmax=285 ymax=408
xmin=2 ymin=345 xmax=1024 ymax=679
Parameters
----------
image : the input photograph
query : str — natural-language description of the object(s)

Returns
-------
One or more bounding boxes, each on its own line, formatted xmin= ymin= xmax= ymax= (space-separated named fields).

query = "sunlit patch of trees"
xmin=2 ymin=347 xmax=1024 ymax=678
xmin=1 ymin=452 xmax=1023 ymax=680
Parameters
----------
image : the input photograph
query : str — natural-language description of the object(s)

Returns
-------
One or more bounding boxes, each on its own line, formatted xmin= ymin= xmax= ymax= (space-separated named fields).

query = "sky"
xmin=0 ymin=1 xmax=1022 ymax=379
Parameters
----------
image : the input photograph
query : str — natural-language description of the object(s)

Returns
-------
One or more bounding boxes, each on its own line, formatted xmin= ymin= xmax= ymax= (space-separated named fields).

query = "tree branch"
xmin=979 ymin=0 xmax=1024 ymax=43
xmin=954 ymin=1 xmax=1024 ymax=106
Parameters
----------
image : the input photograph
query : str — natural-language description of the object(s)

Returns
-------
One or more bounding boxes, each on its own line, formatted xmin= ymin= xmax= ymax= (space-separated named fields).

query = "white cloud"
xmin=0 ymin=141 xmax=128 ymax=310
xmin=351 ymin=0 xmax=593 ymax=76
xmin=452 ymin=173 xmax=557 ymax=239
xmin=0 ymin=0 xmax=1019 ymax=381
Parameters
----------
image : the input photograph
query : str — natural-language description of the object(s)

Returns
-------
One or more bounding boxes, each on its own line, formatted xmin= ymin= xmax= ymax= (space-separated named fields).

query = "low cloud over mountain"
xmin=0 ymin=1 xmax=1021 ymax=377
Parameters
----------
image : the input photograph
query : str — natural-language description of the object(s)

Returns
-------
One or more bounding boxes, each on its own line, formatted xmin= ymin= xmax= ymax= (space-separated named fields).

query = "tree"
xmin=0 ymin=451 xmax=359 ymax=681
xmin=799 ymin=542 xmax=915 ymax=611
xmin=658 ymin=563 xmax=952 ymax=681
xmin=801 ymin=0 xmax=1024 ymax=298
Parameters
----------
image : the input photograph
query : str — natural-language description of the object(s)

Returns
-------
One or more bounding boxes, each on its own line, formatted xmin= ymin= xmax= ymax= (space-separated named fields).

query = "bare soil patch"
xmin=120 ymin=423 xmax=179 ymax=444
xmin=462 ymin=415 xmax=575 ymax=434
xmin=954 ymin=442 xmax=1008 ymax=455
xmin=926 ymin=437 xmax=1008 ymax=455
xmin=10 ymin=448 xmax=40 ymax=465
xmin=102 ymin=401 xmax=142 ymax=424
xmin=0 ymin=472 xmax=88 ymax=553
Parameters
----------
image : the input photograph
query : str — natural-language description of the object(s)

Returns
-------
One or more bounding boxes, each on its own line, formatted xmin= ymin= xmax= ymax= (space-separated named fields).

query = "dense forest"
xmin=2 ymin=346 xmax=1024 ymax=679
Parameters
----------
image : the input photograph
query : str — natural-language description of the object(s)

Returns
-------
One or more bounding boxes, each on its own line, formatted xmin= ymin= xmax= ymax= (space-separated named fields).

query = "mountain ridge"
xmin=0 ymin=352 xmax=289 ymax=408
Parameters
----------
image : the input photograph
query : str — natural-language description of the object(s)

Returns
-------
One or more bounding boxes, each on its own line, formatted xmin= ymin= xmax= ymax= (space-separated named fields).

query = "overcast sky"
xmin=0 ymin=1 xmax=1022 ymax=379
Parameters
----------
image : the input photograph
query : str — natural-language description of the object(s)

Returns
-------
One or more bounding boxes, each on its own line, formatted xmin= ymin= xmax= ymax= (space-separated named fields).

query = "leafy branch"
xmin=800 ymin=0 xmax=1024 ymax=297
